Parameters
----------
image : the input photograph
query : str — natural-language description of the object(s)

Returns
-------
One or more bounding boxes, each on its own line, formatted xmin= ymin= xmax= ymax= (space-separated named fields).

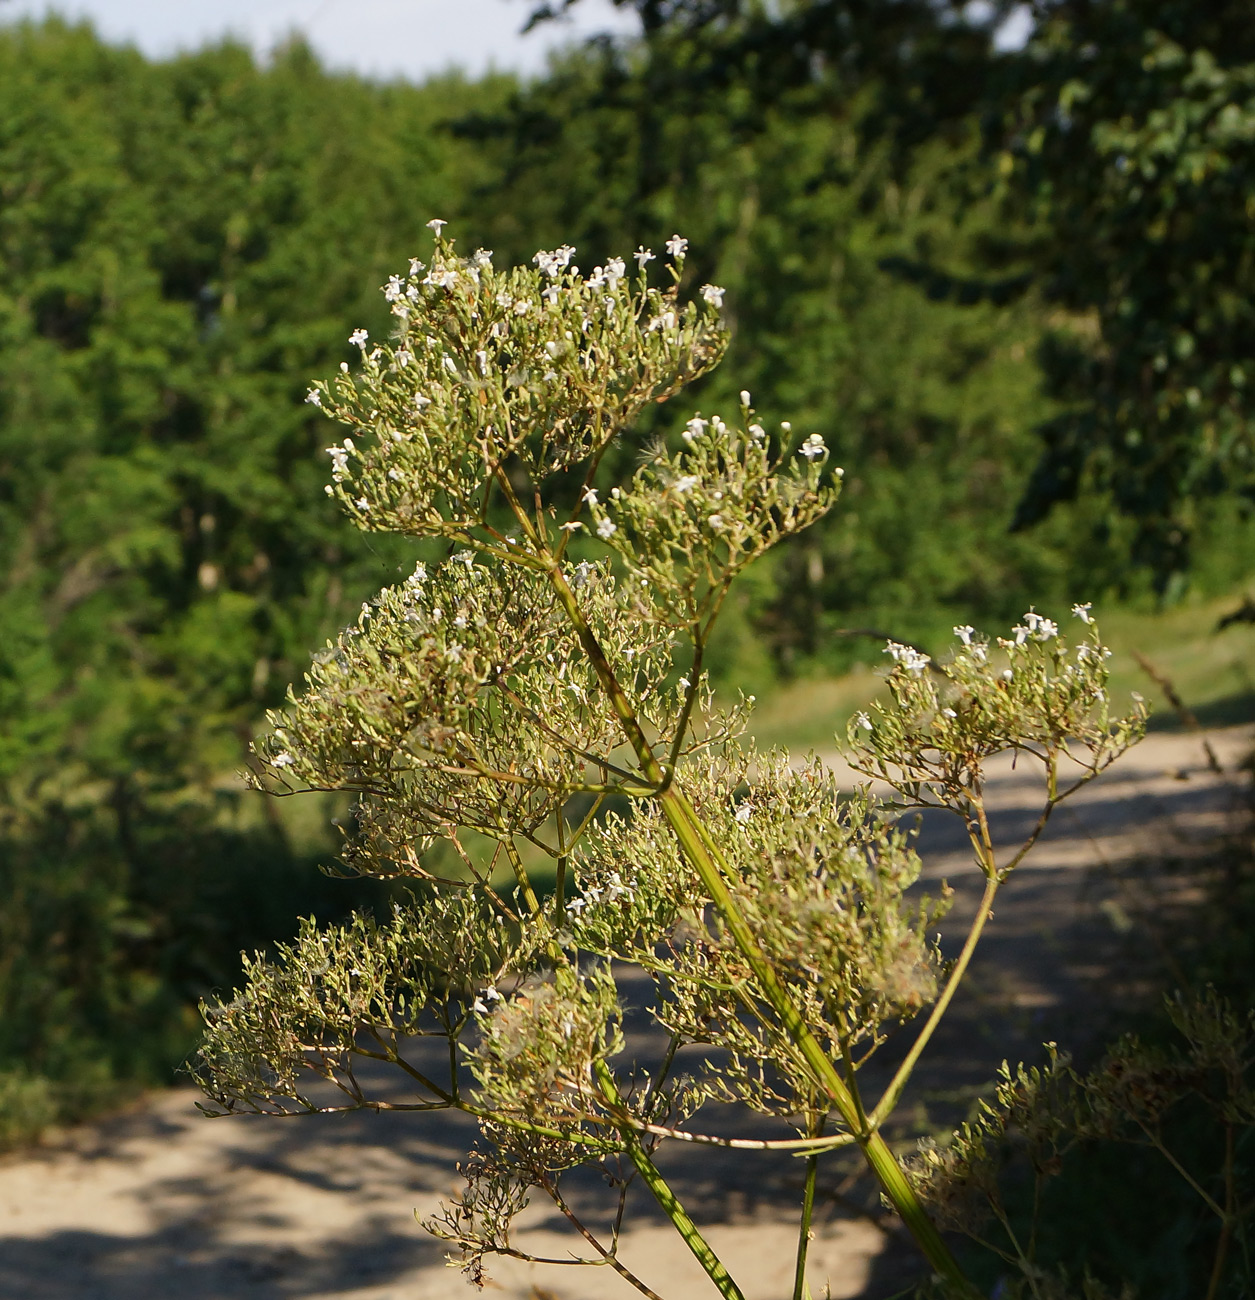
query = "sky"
xmin=0 ymin=0 xmax=641 ymax=82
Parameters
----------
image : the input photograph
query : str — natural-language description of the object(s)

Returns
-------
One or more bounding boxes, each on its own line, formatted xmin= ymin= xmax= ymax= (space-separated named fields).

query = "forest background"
xmin=3 ymin=0 xmax=1255 ymax=1142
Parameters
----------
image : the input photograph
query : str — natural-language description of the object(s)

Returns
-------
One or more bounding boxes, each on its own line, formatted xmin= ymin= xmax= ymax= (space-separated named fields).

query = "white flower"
xmin=559 ymin=521 xmax=584 ymax=532
xmin=707 ymin=513 xmax=725 ymax=531
xmin=572 ymin=560 xmax=594 ymax=589
xmin=734 ymin=803 xmax=753 ymax=825
xmin=941 ymin=707 xmax=957 ymax=719
xmin=971 ymin=644 xmax=988 ymax=664
xmin=740 ymin=390 xmax=752 ymax=407
xmin=853 ymin=711 xmax=873 ymax=731
xmin=426 ymin=217 xmax=447 ymax=232
xmin=884 ymin=641 xmax=931 ymax=676
xmin=408 ymin=562 xmax=428 ymax=585
xmin=409 ymin=257 xmax=425 ymax=276
xmin=348 ymin=328 xmax=368 ymax=348
xmin=596 ymin=517 xmax=617 ymax=540
xmin=442 ymin=356 xmax=459 ymax=374
xmin=565 ymin=897 xmax=586 ymax=916
xmin=475 ymin=349 xmax=489 ymax=375
xmin=682 ymin=416 xmax=708 ymax=443
xmin=1001 ymin=668 xmax=1014 ymax=681
xmin=354 ymin=498 xmax=370 ymax=511
xmin=454 ymin=550 xmax=475 ymax=567
xmin=582 ymin=487 xmax=599 ymax=505
xmin=534 ymin=245 xmax=576 ymax=277
xmin=1072 ymin=602 xmax=1094 ymax=623
xmin=701 ymin=284 xmax=725 ymax=308
xmin=414 ymin=393 xmax=431 ymax=410
xmin=953 ymin=625 xmax=975 ymax=646
xmin=666 ymin=234 xmax=688 ymax=258
xmin=1035 ymin=618 xmax=1058 ymax=641
xmin=272 ymin=753 xmax=295 ymax=768
xmin=605 ymin=256 xmax=626 ymax=286
xmin=384 ymin=275 xmax=403 ymax=302
xmin=471 ymin=248 xmax=493 ymax=268
xmin=634 ymin=246 xmax=655 ymax=269
xmin=798 ymin=433 xmax=827 ymax=461
xmin=674 ymin=475 xmax=700 ymax=494
xmin=305 ymin=387 xmax=322 ymax=406
xmin=542 ymin=284 xmax=561 ymax=305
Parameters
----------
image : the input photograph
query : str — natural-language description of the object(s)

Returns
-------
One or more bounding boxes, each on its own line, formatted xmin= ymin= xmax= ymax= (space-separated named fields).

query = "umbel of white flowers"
xmin=196 ymin=225 xmax=1145 ymax=1300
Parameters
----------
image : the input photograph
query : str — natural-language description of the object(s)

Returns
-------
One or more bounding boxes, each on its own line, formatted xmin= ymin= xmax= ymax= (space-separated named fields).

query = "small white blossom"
xmin=740 ymin=390 xmax=752 ymax=407
xmin=682 ymin=416 xmax=708 ymax=443
xmin=798 ymin=433 xmax=827 ymax=461
xmin=1001 ymin=668 xmax=1014 ymax=681
xmin=1072 ymin=602 xmax=1094 ymax=623
xmin=354 ymin=498 xmax=370 ymax=511
xmin=305 ymin=386 xmax=322 ymax=406
xmin=348 ymin=328 xmax=368 ymax=348
xmin=454 ymin=550 xmax=475 ymax=568
xmin=414 ymin=393 xmax=431 ymax=410
xmin=707 ymin=513 xmax=725 ymax=531
xmin=384 ymin=275 xmax=403 ymax=302
xmin=559 ymin=521 xmax=584 ymax=532
xmin=666 ymin=234 xmax=688 ymax=258
xmin=534 ymin=245 xmax=576 ymax=277
xmin=674 ymin=475 xmax=700 ymax=494
xmin=634 ymin=246 xmax=655 ymax=269
xmin=426 ymin=218 xmax=447 ymax=233
xmin=734 ymin=803 xmax=753 ymax=825
xmin=884 ymin=641 xmax=931 ymax=675
xmin=572 ymin=560 xmax=594 ymax=589
xmin=542 ymin=284 xmax=561 ymax=305
xmin=582 ymin=487 xmax=599 ymax=505
xmin=854 ymin=711 xmax=873 ymax=731
xmin=272 ymin=753 xmax=295 ymax=768
xmin=596 ymin=517 xmax=617 ymax=540
xmin=408 ymin=563 xmax=428 ymax=585
xmin=605 ymin=256 xmax=626 ymax=287
xmin=954 ymin=625 xmax=975 ymax=646
xmin=701 ymin=284 xmax=725 ymax=308
xmin=941 ymin=707 xmax=957 ymax=719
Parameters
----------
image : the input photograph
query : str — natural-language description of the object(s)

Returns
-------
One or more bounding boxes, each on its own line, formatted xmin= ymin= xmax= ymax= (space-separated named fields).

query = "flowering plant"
xmin=196 ymin=227 xmax=1145 ymax=1299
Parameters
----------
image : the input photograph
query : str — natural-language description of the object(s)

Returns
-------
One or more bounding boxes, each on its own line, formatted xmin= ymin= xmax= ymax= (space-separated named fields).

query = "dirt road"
xmin=0 ymin=725 xmax=1249 ymax=1300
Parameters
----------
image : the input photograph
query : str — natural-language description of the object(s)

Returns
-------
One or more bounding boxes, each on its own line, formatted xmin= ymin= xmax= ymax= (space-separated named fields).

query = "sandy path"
xmin=0 ymin=725 xmax=1249 ymax=1300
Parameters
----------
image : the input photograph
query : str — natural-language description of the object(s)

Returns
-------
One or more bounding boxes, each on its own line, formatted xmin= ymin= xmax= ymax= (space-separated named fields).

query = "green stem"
xmin=793 ymin=1117 xmax=821 ymax=1300
xmin=545 ymin=557 xmax=972 ymax=1295
xmin=870 ymin=874 xmax=1000 ymax=1127
xmin=594 ymin=1062 xmax=747 ymax=1300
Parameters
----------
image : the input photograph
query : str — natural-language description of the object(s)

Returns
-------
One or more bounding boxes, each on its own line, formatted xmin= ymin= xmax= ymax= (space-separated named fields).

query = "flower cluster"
xmin=304 ymin=226 xmax=727 ymax=542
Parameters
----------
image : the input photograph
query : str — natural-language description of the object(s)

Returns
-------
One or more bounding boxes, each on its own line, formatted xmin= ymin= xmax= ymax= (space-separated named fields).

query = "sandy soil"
xmin=0 ymin=724 xmax=1249 ymax=1300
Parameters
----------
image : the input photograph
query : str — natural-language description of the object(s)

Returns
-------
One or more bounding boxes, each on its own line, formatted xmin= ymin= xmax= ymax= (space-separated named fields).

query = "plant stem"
xmin=594 ymin=1062 xmax=747 ymax=1300
xmin=793 ymin=1117 xmax=821 ymax=1300
xmin=870 ymin=874 xmax=1000 ymax=1127
xmin=546 ymin=558 xmax=973 ymax=1296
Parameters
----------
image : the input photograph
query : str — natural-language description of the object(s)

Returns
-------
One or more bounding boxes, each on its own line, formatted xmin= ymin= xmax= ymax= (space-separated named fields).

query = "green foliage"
xmin=994 ymin=1 xmax=1255 ymax=586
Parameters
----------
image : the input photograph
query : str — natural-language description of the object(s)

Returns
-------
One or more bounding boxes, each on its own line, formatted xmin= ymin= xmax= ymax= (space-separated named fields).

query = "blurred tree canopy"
xmin=1 ymin=3 xmax=1254 ymax=1128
